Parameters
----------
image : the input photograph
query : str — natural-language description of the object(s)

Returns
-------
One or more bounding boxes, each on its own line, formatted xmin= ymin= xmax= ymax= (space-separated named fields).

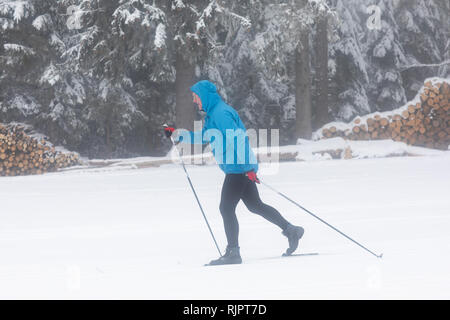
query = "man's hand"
xmin=246 ymin=170 xmax=260 ymax=184
xmin=163 ymin=125 xmax=175 ymax=138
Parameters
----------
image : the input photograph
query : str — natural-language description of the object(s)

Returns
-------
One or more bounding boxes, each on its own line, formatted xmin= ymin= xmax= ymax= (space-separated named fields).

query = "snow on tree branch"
xmin=0 ymin=0 xmax=34 ymax=23
xmin=154 ymin=23 xmax=166 ymax=49
xmin=398 ymin=60 xmax=450 ymax=72
xmin=3 ymin=43 xmax=35 ymax=56
xmin=196 ymin=0 xmax=251 ymax=33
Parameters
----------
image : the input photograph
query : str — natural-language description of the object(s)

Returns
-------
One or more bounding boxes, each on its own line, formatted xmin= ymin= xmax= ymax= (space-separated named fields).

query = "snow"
xmin=113 ymin=6 xmax=141 ymax=25
xmin=32 ymin=14 xmax=50 ymax=31
xmin=291 ymin=138 xmax=446 ymax=160
xmin=3 ymin=43 xmax=35 ymax=55
xmin=50 ymin=33 xmax=65 ymax=51
xmin=309 ymin=0 xmax=330 ymax=13
xmin=1 ymin=95 xmax=40 ymax=116
xmin=64 ymin=76 xmax=86 ymax=105
xmin=172 ymin=0 xmax=185 ymax=10
xmin=373 ymin=27 xmax=394 ymax=58
xmin=154 ymin=23 xmax=166 ymax=49
xmin=12 ymin=1 xmax=27 ymax=22
xmin=0 ymin=153 xmax=449 ymax=299
xmin=39 ymin=63 xmax=60 ymax=86
xmin=0 ymin=17 xmax=13 ymax=30
xmin=399 ymin=59 xmax=450 ymax=71
xmin=0 ymin=1 xmax=32 ymax=23
xmin=99 ymin=79 xmax=110 ymax=101
xmin=204 ymin=1 xmax=215 ymax=18
xmin=72 ymin=139 xmax=448 ymax=173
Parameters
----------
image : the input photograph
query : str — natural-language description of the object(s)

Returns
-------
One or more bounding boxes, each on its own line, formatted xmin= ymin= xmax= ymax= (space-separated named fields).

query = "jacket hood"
xmin=190 ymin=80 xmax=221 ymax=114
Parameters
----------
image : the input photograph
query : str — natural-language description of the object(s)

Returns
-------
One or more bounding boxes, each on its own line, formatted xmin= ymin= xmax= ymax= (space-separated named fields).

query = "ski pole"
xmin=261 ymin=180 xmax=383 ymax=259
xmin=164 ymin=125 xmax=222 ymax=257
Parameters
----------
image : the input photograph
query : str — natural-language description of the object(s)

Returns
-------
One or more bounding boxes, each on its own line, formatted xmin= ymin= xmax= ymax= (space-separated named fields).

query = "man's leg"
xmin=241 ymin=178 xmax=304 ymax=255
xmin=219 ymin=174 xmax=246 ymax=247
xmin=241 ymin=178 xmax=289 ymax=231
xmin=206 ymin=174 xmax=246 ymax=265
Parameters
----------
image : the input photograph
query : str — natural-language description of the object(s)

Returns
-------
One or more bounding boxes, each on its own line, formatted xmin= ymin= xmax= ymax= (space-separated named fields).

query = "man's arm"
xmin=175 ymin=127 xmax=210 ymax=145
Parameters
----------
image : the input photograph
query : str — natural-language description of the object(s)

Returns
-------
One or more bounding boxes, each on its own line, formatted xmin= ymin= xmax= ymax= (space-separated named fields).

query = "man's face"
xmin=192 ymin=92 xmax=202 ymax=111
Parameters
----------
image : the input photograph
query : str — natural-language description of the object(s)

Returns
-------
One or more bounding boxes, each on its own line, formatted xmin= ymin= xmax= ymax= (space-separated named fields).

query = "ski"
xmin=282 ymin=252 xmax=319 ymax=257
xmin=204 ymin=252 xmax=319 ymax=266
xmin=204 ymin=262 xmax=241 ymax=267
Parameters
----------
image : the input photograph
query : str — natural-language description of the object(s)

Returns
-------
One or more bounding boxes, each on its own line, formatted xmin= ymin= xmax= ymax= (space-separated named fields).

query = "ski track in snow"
xmin=0 ymin=155 xmax=449 ymax=299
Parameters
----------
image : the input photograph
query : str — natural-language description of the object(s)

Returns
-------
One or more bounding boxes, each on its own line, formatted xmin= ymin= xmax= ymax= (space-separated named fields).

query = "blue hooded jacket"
xmin=178 ymin=80 xmax=258 ymax=174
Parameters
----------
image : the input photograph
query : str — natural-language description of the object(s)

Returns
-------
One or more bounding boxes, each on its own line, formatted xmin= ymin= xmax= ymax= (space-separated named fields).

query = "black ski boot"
xmin=282 ymin=224 xmax=304 ymax=256
xmin=206 ymin=246 xmax=242 ymax=266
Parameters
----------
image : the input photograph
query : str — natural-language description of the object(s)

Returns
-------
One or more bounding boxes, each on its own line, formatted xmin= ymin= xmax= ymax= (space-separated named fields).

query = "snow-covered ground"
xmin=1 ymin=153 xmax=449 ymax=299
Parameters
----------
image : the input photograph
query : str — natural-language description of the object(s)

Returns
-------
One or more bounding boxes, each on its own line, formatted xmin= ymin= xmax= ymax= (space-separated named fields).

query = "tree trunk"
xmin=175 ymin=52 xmax=195 ymax=131
xmin=314 ymin=13 xmax=329 ymax=129
xmin=105 ymin=116 xmax=112 ymax=158
xmin=295 ymin=29 xmax=312 ymax=140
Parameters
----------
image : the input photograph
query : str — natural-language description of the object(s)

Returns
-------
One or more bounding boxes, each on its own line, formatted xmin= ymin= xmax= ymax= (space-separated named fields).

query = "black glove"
xmin=163 ymin=125 xmax=175 ymax=138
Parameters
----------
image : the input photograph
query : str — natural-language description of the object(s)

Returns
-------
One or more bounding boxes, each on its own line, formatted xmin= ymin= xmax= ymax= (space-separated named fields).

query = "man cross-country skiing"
xmin=164 ymin=80 xmax=304 ymax=265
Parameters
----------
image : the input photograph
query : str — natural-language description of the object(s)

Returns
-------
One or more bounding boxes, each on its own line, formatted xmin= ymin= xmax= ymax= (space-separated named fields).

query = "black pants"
xmin=219 ymin=173 xmax=289 ymax=247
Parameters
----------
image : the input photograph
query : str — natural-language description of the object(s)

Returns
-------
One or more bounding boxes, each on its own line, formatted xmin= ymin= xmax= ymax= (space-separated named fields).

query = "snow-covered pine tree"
xmin=0 ymin=0 xmax=46 ymax=121
xmin=327 ymin=0 xmax=448 ymax=122
xmin=55 ymin=0 xmax=175 ymax=157
xmin=200 ymin=0 xmax=271 ymax=131
xmin=166 ymin=0 xmax=252 ymax=134
xmin=217 ymin=0 xmax=336 ymax=140
xmin=327 ymin=0 xmax=372 ymax=121
xmin=363 ymin=0 xmax=408 ymax=112
xmin=0 ymin=0 xmax=87 ymax=149
xmin=395 ymin=0 xmax=450 ymax=97
xmin=1 ymin=0 xmax=448 ymax=157
xmin=166 ymin=0 xmax=209 ymax=133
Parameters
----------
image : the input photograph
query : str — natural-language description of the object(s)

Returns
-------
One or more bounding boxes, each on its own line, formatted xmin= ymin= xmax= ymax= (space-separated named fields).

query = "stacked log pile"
xmin=320 ymin=79 xmax=450 ymax=150
xmin=0 ymin=123 xmax=81 ymax=176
